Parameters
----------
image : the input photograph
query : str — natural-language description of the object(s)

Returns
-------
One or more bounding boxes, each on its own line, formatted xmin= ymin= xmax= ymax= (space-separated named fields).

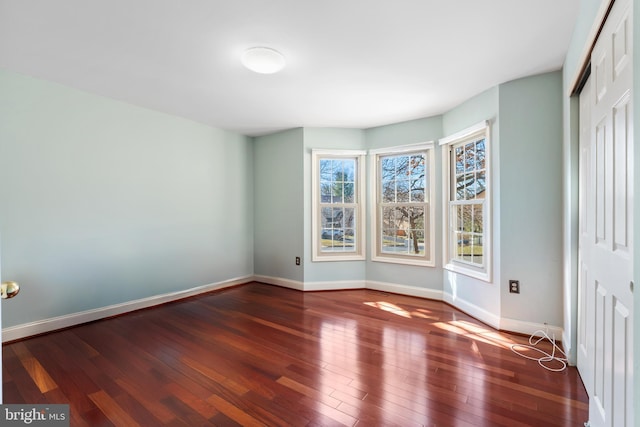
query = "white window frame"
xmin=440 ymin=121 xmax=492 ymax=281
xmin=370 ymin=143 xmax=435 ymax=266
xmin=312 ymin=149 xmax=366 ymax=261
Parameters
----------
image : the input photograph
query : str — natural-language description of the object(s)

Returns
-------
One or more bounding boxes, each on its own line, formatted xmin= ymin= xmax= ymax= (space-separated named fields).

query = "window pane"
xmin=475 ymin=171 xmax=486 ymax=198
xmin=453 ymin=231 xmax=464 ymax=262
xmin=456 ymin=173 xmax=475 ymax=200
xmin=343 ymin=160 xmax=355 ymax=181
xmin=381 ymin=206 xmax=400 ymax=254
xmin=458 ymin=232 xmax=472 ymax=262
xmin=467 ymin=174 xmax=480 ymax=200
xmin=396 ymin=180 xmax=410 ymax=202
xmin=344 ymin=182 xmax=355 ymax=203
xmin=331 ymin=159 xmax=342 ymax=178
xmin=461 ymin=205 xmax=472 ymax=231
xmin=318 ymin=159 xmax=357 ymax=204
xmin=406 ymin=207 xmax=425 ymax=255
xmin=473 ymin=204 xmax=483 ymax=233
xmin=314 ymin=152 xmax=362 ymax=259
xmin=382 ymin=181 xmax=395 ymax=202
xmin=395 ymin=155 xmax=409 ymax=177
xmin=411 ymin=188 xmax=425 ymax=202
xmin=476 ymin=139 xmax=486 ymax=169
xmin=445 ymin=130 xmax=488 ymax=273
xmin=320 ymin=159 xmax=332 ymax=182
xmin=449 ymin=203 xmax=484 ymax=266
xmin=380 ymin=205 xmax=426 ymax=256
xmin=381 ymin=206 xmax=398 ymax=229
xmin=455 ymin=146 xmax=464 ymax=174
xmin=321 ymin=207 xmax=334 ymax=229
xmin=381 ymin=157 xmax=396 ymax=179
xmin=381 ymin=229 xmax=400 ymax=254
xmin=465 ymin=142 xmax=476 ymax=172
xmin=320 ymin=205 xmax=351 ymax=252
xmin=332 ymin=207 xmax=344 ymax=228
xmin=320 ymin=183 xmax=332 ymax=201
xmin=472 ymin=236 xmax=483 ymax=265
xmin=410 ymin=154 xmax=425 ymax=179
xmin=376 ymin=149 xmax=431 ymax=263
xmin=381 ymin=157 xmax=395 ymax=202
xmin=455 ymin=205 xmax=464 ymax=232
xmin=344 ymin=207 xmax=355 ymax=228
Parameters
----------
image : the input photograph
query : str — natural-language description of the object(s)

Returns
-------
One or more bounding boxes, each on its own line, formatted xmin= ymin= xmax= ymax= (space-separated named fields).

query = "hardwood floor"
xmin=3 ymin=282 xmax=588 ymax=426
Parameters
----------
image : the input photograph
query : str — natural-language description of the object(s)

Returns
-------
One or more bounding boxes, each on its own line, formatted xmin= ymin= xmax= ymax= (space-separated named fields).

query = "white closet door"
xmin=578 ymin=0 xmax=634 ymax=425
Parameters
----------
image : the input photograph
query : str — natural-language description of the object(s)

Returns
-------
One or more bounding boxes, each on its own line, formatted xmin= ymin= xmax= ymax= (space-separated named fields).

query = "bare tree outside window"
xmin=379 ymin=152 xmax=429 ymax=257
xmin=451 ymin=137 xmax=486 ymax=265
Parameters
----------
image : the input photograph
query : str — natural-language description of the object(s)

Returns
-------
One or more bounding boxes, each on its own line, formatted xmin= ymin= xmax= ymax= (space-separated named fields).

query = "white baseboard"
xmin=253 ymin=275 xmax=365 ymax=292
xmin=304 ymin=280 xmax=366 ymax=291
xmin=366 ymin=280 xmax=443 ymax=300
xmin=443 ymin=291 xmax=501 ymax=330
xmin=2 ymin=275 xmax=252 ymax=343
xmin=441 ymin=292 xmax=564 ymax=338
xmin=499 ymin=317 xmax=564 ymax=341
xmin=252 ymin=275 xmax=304 ymax=291
xmin=4 ymin=275 xmax=565 ymax=343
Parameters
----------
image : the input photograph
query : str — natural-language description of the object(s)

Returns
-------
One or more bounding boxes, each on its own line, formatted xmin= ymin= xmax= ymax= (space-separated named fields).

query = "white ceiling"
xmin=0 ymin=0 xmax=580 ymax=136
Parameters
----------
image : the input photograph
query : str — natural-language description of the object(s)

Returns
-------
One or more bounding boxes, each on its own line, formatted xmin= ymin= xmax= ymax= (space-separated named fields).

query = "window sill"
xmin=444 ymin=262 xmax=491 ymax=282
xmin=372 ymin=254 xmax=435 ymax=267
xmin=312 ymin=254 xmax=366 ymax=262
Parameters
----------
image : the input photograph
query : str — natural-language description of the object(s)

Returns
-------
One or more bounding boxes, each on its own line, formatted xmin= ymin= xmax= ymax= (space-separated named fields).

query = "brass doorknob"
xmin=1 ymin=281 xmax=20 ymax=299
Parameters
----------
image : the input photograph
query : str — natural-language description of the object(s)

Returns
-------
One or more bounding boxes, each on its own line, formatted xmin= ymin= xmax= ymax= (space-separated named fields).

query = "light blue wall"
xmin=253 ymin=128 xmax=305 ymax=282
xmin=441 ymin=87 xmax=501 ymax=319
xmin=302 ymin=128 xmax=367 ymax=283
xmin=499 ymin=71 xmax=563 ymax=326
xmin=0 ymin=70 xmax=254 ymax=328
xmin=564 ymin=0 xmax=607 ymax=84
xmin=365 ymin=116 xmax=442 ymax=150
xmin=364 ymin=117 xmax=444 ymax=289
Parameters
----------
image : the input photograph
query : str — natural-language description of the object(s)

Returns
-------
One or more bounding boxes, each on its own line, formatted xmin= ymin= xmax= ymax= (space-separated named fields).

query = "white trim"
xmin=438 ymin=120 xmax=489 ymax=146
xmin=311 ymin=150 xmax=366 ymax=262
xmin=441 ymin=122 xmax=492 ymax=282
xmin=499 ymin=317 xmax=564 ymax=343
xmin=1 ymin=275 xmax=252 ymax=342
xmin=366 ymin=280 xmax=443 ymax=300
xmin=4 ymin=277 xmax=564 ymax=343
xmin=443 ymin=290 xmax=564 ymax=337
xmin=442 ymin=291 xmax=501 ymax=329
xmin=369 ymin=144 xmax=436 ymax=266
xmin=368 ymin=141 xmax=434 ymax=155
xmin=371 ymin=255 xmax=435 ymax=267
xmin=443 ymin=262 xmax=491 ymax=282
xmin=311 ymin=148 xmax=367 ymax=156
xmin=252 ymin=274 xmax=304 ymax=291
xmin=304 ymin=279 xmax=366 ymax=291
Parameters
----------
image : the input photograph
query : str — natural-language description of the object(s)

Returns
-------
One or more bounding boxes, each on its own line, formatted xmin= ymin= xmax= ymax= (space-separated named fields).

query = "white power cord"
xmin=510 ymin=329 xmax=568 ymax=372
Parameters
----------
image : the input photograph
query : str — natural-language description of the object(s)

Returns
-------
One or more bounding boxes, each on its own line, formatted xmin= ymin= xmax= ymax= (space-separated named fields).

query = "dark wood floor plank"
xmin=3 ymin=282 xmax=588 ymax=426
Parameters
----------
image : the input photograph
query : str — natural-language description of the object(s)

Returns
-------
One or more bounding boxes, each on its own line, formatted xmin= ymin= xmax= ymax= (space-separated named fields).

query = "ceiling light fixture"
xmin=241 ymin=47 xmax=286 ymax=74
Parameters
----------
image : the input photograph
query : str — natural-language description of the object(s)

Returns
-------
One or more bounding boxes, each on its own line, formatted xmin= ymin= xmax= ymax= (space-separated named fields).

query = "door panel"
xmin=578 ymin=0 xmax=634 ymax=425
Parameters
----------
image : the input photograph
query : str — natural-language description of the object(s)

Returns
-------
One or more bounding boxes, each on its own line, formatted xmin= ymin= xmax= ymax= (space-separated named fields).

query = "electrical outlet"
xmin=295 ymin=256 xmax=301 ymax=266
xmin=509 ymin=280 xmax=520 ymax=294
